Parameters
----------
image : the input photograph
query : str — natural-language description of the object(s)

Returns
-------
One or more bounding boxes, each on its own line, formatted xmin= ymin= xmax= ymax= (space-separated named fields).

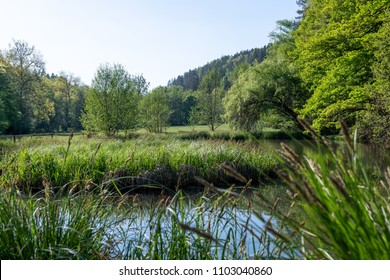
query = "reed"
xmin=3 ymin=125 xmax=388 ymax=260
xmin=0 ymin=135 xmax=277 ymax=194
xmin=263 ymin=121 xmax=390 ymax=259
xmin=0 ymin=188 xmax=118 ymax=259
xmin=0 ymin=184 xmax=297 ymax=259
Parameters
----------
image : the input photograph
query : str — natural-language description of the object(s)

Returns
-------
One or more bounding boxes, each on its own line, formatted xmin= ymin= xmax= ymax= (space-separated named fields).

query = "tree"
xmin=166 ymin=86 xmax=186 ymax=126
xmin=1 ymin=40 xmax=46 ymax=133
xmin=56 ymin=72 xmax=81 ymax=131
xmin=81 ymin=63 xmax=140 ymax=135
xmin=166 ymin=86 xmax=197 ymax=126
xmin=0 ymin=62 xmax=11 ymax=132
xmin=358 ymin=12 xmax=390 ymax=147
xmin=195 ymin=68 xmax=224 ymax=131
xmin=295 ymin=0 xmax=389 ymax=133
xmin=131 ymin=74 xmax=149 ymax=96
xmin=44 ymin=74 xmax=87 ymax=132
xmin=223 ymin=64 xmax=261 ymax=130
xmin=223 ymin=20 xmax=309 ymax=131
xmin=140 ymin=86 xmax=171 ymax=133
xmin=31 ymin=76 xmax=55 ymax=132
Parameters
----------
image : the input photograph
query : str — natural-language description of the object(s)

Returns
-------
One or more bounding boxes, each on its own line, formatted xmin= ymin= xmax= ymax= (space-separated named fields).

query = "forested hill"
xmin=167 ymin=46 xmax=268 ymax=91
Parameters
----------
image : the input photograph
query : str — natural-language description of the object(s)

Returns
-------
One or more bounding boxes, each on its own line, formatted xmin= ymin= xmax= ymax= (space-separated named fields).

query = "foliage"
xmin=53 ymin=72 xmax=84 ymax=131
xmin=0 ymin=63 xmax=12 ymax=132
xmin=168 ymin=47 xmax=268 ymax=91
xmin=81 ymin=63 xmax=141 ymax=136
xmin=140 ymin=86 xmax=171 ymax=133
xmin=166 ymin=86 xmax=196 ymax=126
xmin=223 ymin=20 xmax=309 ymax=132
xmin=295 ymin=0 xmax=390 ymax=137
xmin=1 ymin=40 xmax=46 ymax=133
xmin=358 ymin=11 xmax=390 ymax=147
xmin=223 ymin=64 xmax=260 ymax=130
xmin=193 ymin=68 xmax=224 ymax=131
xmin=0 ymin=135 xmax=277 ymax=194
xmin=0 ymin=41 xmax=87 ymax=134
xmin=268 ymin=121 xmax=390 ymax=259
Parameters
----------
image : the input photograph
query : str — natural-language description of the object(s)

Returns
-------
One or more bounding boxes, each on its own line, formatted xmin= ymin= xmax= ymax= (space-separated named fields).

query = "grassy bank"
xmin=0 ymin=135 xmax=277 ymax=194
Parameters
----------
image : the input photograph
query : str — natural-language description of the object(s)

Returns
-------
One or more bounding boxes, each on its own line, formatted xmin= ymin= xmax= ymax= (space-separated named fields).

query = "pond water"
xmin=105 ymin=139 xmax=389 ymax=259
xmin=259 ymin=139 xmax=390 ymax=170
xmin=104 ymin=188 xmax=298 ymax=260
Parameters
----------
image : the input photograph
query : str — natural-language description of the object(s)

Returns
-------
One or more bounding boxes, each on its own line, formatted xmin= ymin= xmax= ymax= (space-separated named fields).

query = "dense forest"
xmin=1 ymin=0 xmax=390 ymax=148
xmin=167 ymin=46 xmax=268 ymax=91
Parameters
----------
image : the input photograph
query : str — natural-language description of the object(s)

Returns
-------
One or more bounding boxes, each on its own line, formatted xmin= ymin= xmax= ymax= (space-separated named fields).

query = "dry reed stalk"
xmin=220 ymin=163 xmax=247 ymax=183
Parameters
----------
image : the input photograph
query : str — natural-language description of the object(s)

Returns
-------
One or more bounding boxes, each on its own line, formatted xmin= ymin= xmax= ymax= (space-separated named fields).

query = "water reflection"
xmin=258 ymin=139 xmax=390 ymax=170
xmin=105 ymin=192 xmax=298 ymax=260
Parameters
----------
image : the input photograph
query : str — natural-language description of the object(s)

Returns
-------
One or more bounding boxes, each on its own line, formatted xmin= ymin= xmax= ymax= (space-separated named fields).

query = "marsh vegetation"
xmin=1 ymin=124 xmax=390 ymax=260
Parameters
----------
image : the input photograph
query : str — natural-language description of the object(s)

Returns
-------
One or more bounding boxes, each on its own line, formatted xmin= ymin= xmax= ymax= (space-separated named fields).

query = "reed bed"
xmin=2 ymin=125 xmax=389 ymax=260
xmin=0 ymin=188 xmax=115 ymax=259
xmin=0 ymin=135 xmax=277 ymax=194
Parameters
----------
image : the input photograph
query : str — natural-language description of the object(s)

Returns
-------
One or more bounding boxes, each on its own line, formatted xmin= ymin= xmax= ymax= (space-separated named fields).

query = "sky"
xmin=0 ymin=0 xmax=299 ymax=89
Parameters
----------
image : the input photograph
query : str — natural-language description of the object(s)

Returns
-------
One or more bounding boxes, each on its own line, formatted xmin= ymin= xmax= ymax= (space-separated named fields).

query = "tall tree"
xmin=195 ymin=68 xmax=224 ymax=131
xmin=56 ymin=72 xmax=81 ymax=131
xmin=223 ymin=20 xmax=309 ymax=131
xmin=295 ymin=0 xmax=389 ymax=133
xmin=1 ymin=40 xmax=46 ymax=133
xmin=223 ymin=64 xmax=261 ymax=130
xmin=0 ymin=62 xmax=11 ymax=132
xmin=166 ymin=86 xmax=186 ymax=126
xmin=81 ymin=63 xmax=140 ymax=136
xmin=359 ymin=11 xmax=390 ymax=147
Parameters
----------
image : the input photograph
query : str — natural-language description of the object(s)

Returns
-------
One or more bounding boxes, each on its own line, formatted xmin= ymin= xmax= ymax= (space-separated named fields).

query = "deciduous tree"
xmin=140 ymin=86 xmax=171 ymax=133
xmin=2 ymin=40 xmax=46 ymax=133
xmin=195 ymin=68 xmax=224 ymax=131
xmin=81 ymin=63 xmax=141 ymax=135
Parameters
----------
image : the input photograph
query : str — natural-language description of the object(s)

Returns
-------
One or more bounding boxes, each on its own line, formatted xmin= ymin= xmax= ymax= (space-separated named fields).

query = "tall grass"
xmin=0 ymin=184 xmax=299 ymax=260
xmin=263 ymin=121 xmax=390 ymax=259
xmin=2 ymin=123 xmax=389 ymax=260
xmin=0 ymin=188 xmax=117 ymax=259
xmin=0 ymin=135 xmax=277 ymax=194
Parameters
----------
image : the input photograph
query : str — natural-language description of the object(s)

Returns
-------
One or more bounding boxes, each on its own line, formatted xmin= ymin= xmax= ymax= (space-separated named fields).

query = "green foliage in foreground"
xmin=0 ymin=189 xmax=113 ymax=259
xmin=0 ymin=188 xmax=297 ymax=260
xmin=266 ymin=122 xmax=390 ymax=259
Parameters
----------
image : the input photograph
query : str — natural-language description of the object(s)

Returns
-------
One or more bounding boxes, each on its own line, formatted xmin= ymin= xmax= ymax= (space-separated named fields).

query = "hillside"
xmin=167 ymin=46 xmax=268 ymax=91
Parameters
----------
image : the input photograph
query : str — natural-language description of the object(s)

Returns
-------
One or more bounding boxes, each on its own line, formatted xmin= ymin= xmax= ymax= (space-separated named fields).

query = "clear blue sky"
xmin=0 ymin=0 xmax=299 ymax=89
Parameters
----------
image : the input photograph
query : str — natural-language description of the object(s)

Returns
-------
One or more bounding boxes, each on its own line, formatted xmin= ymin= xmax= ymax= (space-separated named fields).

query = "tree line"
xmin=0 ymin=41 xmax=86 ymax=134
xmin=167 ymin=46 xmax=268 ymax=91
xmin=0 ymin=40 xmax=264 ymax=135
xmin=1 ymin=0 xmax=390 ymax=148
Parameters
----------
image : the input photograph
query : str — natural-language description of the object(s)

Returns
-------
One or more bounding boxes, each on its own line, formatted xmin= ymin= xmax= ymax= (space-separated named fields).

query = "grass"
xmin=0 ymin=185 xmax=299 ymax=260
xmin=0 ymin=134 xmax=278 ymax=195
xmin=135 ymin=125 xmax=309 ymax=141
xmin=0 ymin=132 xmax=295 ymax=260
xmin=1 ymin=122 xmax=390 ymax=260
xmin=261 ymin=121 xmax=390 ymax=259
xmin=0 ymin=188 xmax=115 ymax=259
